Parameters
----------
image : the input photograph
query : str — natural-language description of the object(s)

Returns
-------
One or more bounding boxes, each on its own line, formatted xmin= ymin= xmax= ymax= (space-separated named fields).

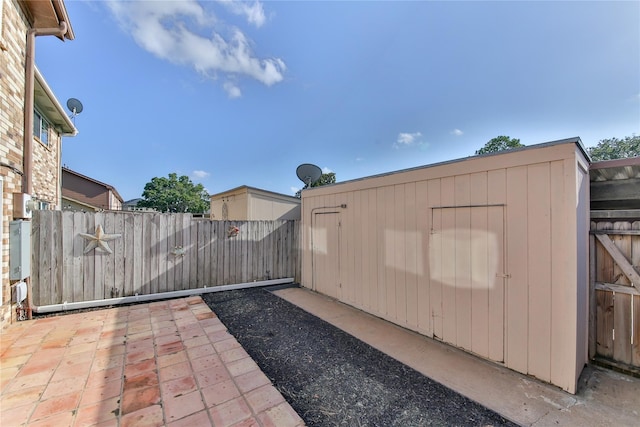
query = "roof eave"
xmin=34 ymin=67 xmax=77 ymax=136
xmin=20 ymin=0 xmax=75 ymax=40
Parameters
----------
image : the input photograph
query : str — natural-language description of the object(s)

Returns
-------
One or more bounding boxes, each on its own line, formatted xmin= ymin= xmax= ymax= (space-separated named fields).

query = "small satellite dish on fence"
xmin=296 ymin=163 xmax=322 ymax=188
xmin=66 ymin=98 xmax=84 ymax=118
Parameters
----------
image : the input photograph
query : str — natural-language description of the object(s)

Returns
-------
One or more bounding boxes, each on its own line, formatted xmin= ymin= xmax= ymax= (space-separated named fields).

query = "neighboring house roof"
xmin=122 ymin=198 xmax=156 ymax=212
xmin=61 ymin=195 xmax=101 ymax=212
xmin=210 ymin=185 xmax=300 ymax=203
xmin=124 ymin=198 xmax=143 ymax=207
xmin=21 ymin=0 xmax=75 ymax=40
xmin=34 ymin=67 xmax=77 ymax=136
xmin=62 ymin=167 xmax=124 ymax=203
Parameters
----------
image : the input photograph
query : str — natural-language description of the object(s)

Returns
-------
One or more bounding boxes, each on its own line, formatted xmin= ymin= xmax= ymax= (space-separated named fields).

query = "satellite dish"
xmin=296 ymin=163 xmax=322 ymax=188
xmin=66 ymin=98 xmax=83 ymax=118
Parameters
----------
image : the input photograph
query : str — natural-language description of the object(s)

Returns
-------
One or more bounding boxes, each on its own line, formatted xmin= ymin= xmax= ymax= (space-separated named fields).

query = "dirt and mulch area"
xmin=202 ymin=287 xmax=517 ymax=427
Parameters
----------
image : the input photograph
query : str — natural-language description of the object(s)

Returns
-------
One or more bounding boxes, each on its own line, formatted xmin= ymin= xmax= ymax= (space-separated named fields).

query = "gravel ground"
xmin=203 ymin=287 xmax=517 ymax=427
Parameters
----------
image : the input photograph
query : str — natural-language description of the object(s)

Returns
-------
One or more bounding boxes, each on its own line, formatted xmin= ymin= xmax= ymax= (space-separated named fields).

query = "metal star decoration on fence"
xmin=79 ymin=225 xmax=121 ymax=254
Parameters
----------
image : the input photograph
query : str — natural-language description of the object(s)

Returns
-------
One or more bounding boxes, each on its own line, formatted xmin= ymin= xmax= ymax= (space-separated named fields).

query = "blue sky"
xmin=37 ymin=1 xmax=639 ymax=201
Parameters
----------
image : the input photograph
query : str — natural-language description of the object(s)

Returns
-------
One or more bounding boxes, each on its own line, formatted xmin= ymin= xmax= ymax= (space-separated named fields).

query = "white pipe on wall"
xmin=32 ymin=278 xmax=295 ymax=314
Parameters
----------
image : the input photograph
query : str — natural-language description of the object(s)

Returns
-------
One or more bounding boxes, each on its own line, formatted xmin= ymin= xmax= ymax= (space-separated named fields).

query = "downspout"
xmin=23 ymin=21 xmax=68 ymax=195
xmin=22 ymin=21 xmax=68 ymax=320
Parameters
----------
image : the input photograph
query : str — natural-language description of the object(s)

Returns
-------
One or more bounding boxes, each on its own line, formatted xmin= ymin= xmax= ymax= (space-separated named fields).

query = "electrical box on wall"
xmin=13 ymin=193 xmax=33 ymax=219
xmin=10 ymin=220 xmax=31 ymax=280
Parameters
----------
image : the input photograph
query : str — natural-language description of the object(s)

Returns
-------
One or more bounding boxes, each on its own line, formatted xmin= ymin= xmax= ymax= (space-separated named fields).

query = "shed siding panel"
xmin=551 ymin=159 xmax=578 ymax=391
xmin=405 ymin=182 xmax=419 ymax=329
xmin=487 ymin=169 xmax=506 ymax=362
xmin=366 ymin=189 xmax=378 ymax=313
xmin=454 ymin=175 xmax=472 ymax=351
xmin=470 ymin=172 xmax=490 ymax=358
xmin=427 ymin=179 xmax=443 ymax=339
xmin=350 ymin=191 xmax=359 ymax=305
xmin=355 ymin=191 xmax=365 ymax=307
xmin=375 ymin=187 xmax=387 ymax=317
xmin=301 ymin=199 xmax=312 ymax=290
xmin=550 ymin=160 xmax=570 ymax=387
xmin=573 ymin=158 xmax=587 ymax=391
xmin=440 ymin=177 xmax=457 ymax=344
xmin=394 ymin=184 xmax=407 ymax=325
xmin=506 ymin=166 xmax=529 ymax=373
xmin=416 ymin=180 xmax=431 ymax=335
xmin=384 ymin=186 xmax=396 ymax=320
xmin=527 ymin=162 xmax=552 ymax=382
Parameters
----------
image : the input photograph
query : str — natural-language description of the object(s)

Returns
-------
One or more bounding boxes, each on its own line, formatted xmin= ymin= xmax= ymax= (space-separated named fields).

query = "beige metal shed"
xmin=301 ymin=138 xmax=590 ymax=393
xmin=210 ymin=186 xmax=301 ymax=220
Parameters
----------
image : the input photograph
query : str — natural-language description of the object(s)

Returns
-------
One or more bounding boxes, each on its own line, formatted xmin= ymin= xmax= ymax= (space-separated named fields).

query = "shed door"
xmin=431 ymin=206 xmax=505 ymax=362
xmin=312 ymin=212 xmax=341 ymax=299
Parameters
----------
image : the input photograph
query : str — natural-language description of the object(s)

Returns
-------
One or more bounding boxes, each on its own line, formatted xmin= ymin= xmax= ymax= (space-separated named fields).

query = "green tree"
xmin=475 ymin=135 xmax=523 ymax=155
xmin=295 ymin=172 xmax=336 ymax=198
xmin=587 ymin=135 xmax=640 ymax=161
xmin=138 ymin=173 xmax=209 ymax=213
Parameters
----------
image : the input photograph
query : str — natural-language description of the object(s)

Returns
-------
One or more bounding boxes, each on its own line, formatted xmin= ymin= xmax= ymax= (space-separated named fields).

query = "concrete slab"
xmin=274 ymin=286 xmax=640 ymax=427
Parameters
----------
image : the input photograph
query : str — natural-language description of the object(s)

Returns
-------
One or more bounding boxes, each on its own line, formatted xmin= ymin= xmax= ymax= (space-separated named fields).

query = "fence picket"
xmin=71 ymin=212 xmax=84 ymax=302
xmin=211 ymin=221 xmax=220 ymax=285
xmin=124 ymin=213 xmax=134 ymax=297
xmin=103 ymin=213 xmax=116 ymax=298
xmin=180 ymin=214 xmax=190 ymax=290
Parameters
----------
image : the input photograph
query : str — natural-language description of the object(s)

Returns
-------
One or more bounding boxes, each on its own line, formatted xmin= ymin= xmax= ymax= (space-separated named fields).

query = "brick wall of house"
xmin=1 ymin=0 xmax=30 ymax=328
xmin=1 ymin=1 xmax=71 ymax=328
xmin=33 ymin=134 xmax=62 ymax=207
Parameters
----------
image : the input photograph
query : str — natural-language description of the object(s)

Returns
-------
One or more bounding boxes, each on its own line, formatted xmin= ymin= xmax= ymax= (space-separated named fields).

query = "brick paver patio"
xmin=0 ymin=296 xmax=304 ymax=427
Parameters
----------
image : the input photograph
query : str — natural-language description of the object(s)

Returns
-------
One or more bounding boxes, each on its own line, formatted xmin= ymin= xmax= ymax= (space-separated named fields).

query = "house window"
xmin=34 ymin=109 xmax=50 ymax=146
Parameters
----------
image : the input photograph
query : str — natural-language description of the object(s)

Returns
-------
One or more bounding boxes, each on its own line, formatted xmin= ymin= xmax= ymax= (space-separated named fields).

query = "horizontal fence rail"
xmin=31 ymin=211 xmax=300 ymax=306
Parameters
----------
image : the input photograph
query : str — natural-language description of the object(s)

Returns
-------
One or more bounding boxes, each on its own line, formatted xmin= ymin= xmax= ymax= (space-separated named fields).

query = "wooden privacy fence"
xmin=31 ymin=211 xmax=300 ymax=306
xmin=590 ymin=220 xmax=640 ymax=371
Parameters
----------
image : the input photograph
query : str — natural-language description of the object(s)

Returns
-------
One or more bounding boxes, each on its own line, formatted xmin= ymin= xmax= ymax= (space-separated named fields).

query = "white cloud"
xmin=192 ymin=170 xmax=210 ymax=179
xmin=224 ymin=81 xmax=242 ymax=98
xmin=105 ymin=0 xmax=285 ymax=96
xmin=217 ymin=0 xmax=266 ymax=28
xmin=322 ymin=167 xmax=333 ymax=174
xmin=291 ymin=186 xmax=300 ymax=194
xmin=393 ymin=132 xmax=423 ymax=149
xmin=451 ymin=129 xmax=464 ymax=136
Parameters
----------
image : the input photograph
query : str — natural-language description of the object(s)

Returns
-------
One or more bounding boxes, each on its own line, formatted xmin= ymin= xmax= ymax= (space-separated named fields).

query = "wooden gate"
xmin=590 ymin=220 xmax=640 ymax=373
xmin=31 ymin=211 xmax=300 ymax=306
